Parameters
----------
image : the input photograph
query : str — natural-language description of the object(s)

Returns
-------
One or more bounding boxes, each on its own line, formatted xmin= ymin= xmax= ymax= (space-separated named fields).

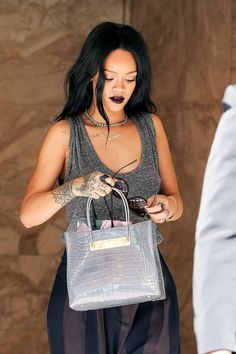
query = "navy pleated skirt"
xmin=47 ymin=250 xmax=180 ymax=354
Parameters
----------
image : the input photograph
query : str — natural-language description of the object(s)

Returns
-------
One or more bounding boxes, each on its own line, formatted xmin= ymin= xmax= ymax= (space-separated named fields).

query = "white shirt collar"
xmin=222 ymin=84 xmax=236 ymax=108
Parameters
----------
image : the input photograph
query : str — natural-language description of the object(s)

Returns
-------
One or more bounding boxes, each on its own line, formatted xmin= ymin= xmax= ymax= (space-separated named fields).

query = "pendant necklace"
xmin=99 ymin=126 xmax=122 ymax=141
xmin=107 ymin=132 xmax=121 ymax=141
xmin=84 ymin=109 xmax=127 ymax=141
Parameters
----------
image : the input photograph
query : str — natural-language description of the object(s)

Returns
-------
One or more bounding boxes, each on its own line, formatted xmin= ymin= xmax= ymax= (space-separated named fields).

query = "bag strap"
xmin=86 ymin=187 xmax=130 ymax=235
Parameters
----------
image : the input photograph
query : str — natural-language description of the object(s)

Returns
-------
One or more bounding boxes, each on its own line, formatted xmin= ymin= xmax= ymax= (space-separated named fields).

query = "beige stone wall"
xmin=1 ymin=0 xmax=236 ymax=353
xmin=131 ymin=0 xmax=236 ymax=353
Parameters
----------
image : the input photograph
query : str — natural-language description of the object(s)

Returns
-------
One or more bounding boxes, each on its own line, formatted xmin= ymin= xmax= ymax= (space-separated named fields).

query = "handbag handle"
xmin=86 ymin=187 xmax=130 ymax=235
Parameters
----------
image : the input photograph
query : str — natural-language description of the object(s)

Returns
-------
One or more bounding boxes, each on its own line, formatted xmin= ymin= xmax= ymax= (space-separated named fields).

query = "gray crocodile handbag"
xmin=64 ymin=187 xmax=166 ymax=311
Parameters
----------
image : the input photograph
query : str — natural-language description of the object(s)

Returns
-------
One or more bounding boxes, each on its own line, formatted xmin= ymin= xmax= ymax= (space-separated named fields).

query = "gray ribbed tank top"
xmin=63 ymin=113 xmax=161 ymax=231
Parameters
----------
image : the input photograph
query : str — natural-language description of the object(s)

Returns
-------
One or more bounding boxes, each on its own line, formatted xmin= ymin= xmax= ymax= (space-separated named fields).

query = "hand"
xmin=145 ymin=194 xmax=171 ymax=224
xmin=72 ymin=171 xmax=115 ymax=199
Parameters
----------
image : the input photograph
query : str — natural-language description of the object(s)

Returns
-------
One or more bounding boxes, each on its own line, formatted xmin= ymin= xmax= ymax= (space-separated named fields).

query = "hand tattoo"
xmin=51 ymin=180 xmax=76 ymax=206
xmin=51 ymin=171 xmax=110 ymax=205
xmin=73 ymin=171 xmax=103 ymax=197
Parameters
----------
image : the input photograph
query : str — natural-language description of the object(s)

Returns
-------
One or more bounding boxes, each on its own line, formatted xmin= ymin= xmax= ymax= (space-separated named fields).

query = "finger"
xmin=147 ymin=198 xmax=169 ymax=212
xmin=96 ymin=189 xmax=107 ymax=197
xmin=91 ymin=192 xmax=101 ymax=199
xmin=147 ymin=195 xmax=165 ymax=207
xmin=146 ymin=196 xmax=156 ymax=206
xmin=145 ymin=204 xmax=163 ymax=213
xmin=148 ymin=214 xmax=165 ymax=224
xmin=164 ymin=208 xmax=170 ymax=218
xmin=90 ymin=183 xmax=112 ymax=198
xmin=156 ymin=201 xmax=167 ymax=209
xmin=147 ymin=211 xmax=168 ymax=219
xmin=102 ymin=185 xmax=113 ymax=194
xmin=98 ymin=184 xmax=113 ymax=194
xmin=99 ymin=174 xmax=110 ymax=183
xmin=96 ymin=185 xmax=112 ymax=195
xmin=99 ymin=174 xmax=115 ymax=187
xmin=106 ymin=177 xmax=115 ymax=186
xmin=159 ymin=218 xmax=166 ymax=224
xmin=150 ymin=195 xmax=160 ymax=207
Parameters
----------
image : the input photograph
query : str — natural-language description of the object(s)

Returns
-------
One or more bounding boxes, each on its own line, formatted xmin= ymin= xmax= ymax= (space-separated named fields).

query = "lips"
xmin=109 ymin=96 xmax=125 ymax=104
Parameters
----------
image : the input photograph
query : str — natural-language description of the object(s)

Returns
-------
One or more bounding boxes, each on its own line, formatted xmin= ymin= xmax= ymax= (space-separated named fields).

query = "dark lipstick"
xmin=109 ymin=96 xmax=125 ymax=104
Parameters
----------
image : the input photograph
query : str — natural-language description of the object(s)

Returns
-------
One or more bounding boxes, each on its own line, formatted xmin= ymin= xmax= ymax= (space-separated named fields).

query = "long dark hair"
xmin=55 ymin=21 xmax=156 ymax=122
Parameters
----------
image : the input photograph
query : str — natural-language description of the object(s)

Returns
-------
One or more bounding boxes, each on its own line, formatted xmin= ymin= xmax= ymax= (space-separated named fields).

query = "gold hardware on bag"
xmin=90 ymin=236 xmax=130 ymax=250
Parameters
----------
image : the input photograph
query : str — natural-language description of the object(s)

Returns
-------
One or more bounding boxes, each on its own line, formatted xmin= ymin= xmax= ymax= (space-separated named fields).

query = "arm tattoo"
xmin=51 ymin=180 xmax=76 ymax=206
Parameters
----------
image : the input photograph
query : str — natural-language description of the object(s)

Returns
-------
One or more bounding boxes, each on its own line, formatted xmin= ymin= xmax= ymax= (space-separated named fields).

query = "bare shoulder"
xmin=47 ymin=119 xmax=70 ymax=138
xmin=43 ymin=119 xmax=70 ymax=148
xmin=21 ymin=119 xmax=71 ymax=199
xmin=150 ymin=114 xmax=165 ymax=135
xmin=37 ymin=119 xmax=70 ymax=163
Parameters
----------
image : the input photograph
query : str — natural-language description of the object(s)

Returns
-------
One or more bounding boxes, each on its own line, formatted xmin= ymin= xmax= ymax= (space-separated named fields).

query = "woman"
xmin=20 ymin=21 xmax=183 ymax=354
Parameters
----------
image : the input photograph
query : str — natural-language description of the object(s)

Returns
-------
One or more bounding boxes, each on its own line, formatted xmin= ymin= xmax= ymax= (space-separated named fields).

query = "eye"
xmin=125 ymin=78 xmax=136 ymax=83
xmin=104 ymin=77 xmax=114 ymax=81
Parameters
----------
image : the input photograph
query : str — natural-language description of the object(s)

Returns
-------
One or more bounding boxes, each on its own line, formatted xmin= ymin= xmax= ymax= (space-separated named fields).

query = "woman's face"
xmin=92 ymin=49 xmax=137 ymax=114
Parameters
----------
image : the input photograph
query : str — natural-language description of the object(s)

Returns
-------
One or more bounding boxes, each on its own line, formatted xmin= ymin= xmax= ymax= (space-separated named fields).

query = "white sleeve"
xmin=193 ymin=108 xmax=236 ymax=354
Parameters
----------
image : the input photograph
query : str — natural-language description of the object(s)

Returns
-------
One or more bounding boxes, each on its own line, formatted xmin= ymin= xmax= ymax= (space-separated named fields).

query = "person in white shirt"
xmin=193 ymin=85 xmax=236 ymax=354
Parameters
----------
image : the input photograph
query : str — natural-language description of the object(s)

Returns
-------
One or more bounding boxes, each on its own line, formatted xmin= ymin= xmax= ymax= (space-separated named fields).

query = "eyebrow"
xmin=104 ymin=69 xmax=137 ymax=74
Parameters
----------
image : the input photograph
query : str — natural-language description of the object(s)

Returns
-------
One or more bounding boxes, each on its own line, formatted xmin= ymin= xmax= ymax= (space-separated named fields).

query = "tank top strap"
xmin=64 ymin=116 xmax=85 ymax=182
xmin=134 ymin=112 xmax=159 ymax=171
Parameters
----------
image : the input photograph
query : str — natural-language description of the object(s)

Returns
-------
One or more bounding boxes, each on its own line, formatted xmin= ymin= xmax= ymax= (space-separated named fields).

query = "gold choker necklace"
xmin=85 ymin=110 xmax=128 ymax=127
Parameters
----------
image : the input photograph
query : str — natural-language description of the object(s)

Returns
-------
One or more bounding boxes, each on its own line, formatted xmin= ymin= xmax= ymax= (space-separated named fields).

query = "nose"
xmin=112 ymin=79 xmax=125 ymax=91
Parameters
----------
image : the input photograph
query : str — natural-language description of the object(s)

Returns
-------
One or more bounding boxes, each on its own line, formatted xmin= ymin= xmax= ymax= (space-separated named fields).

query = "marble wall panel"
xmin=131 ymin=1 xmax=233 ymax=353
xmin=0 ymin=1 xmax=128 ymax=353
xmin=0 ymin=255 xmax=56 ymax=353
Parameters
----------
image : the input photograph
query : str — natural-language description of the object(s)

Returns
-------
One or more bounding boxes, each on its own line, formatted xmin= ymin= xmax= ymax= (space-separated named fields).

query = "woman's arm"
xmin=20 ymin=120 xmax=114 ymax=228
xmin=145 ymin=115 xmax=183 ymax=223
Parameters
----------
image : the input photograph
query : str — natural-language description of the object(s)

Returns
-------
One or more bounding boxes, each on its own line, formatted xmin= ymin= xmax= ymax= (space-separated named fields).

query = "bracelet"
xmin=165 ymin=196 xmax=178 ymax=222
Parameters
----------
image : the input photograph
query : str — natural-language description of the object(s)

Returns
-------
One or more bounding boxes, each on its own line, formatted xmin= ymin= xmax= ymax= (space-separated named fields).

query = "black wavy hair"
xmin=55 ymin=21 xmax=156 ymax=122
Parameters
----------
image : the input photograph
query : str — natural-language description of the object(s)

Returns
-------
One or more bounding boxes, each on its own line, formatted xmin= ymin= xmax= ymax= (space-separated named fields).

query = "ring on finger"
xmin=156 ymin=201 xmax=165 ymax=209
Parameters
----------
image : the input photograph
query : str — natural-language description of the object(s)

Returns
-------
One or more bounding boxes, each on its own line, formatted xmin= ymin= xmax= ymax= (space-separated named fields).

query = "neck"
xmin=87 ymin=105 xmax=126 ymax=124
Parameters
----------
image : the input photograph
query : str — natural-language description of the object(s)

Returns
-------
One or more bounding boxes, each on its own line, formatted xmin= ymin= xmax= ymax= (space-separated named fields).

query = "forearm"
xmin=19 ymin=178 xmax=82 ymax=228
xmin=20 ymin=171 xmax=115 ymax=228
